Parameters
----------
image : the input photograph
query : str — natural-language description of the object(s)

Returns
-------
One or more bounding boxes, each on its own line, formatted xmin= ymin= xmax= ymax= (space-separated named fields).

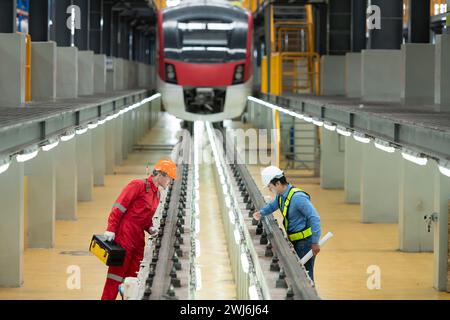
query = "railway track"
xmin=132 ymin=122 xmax=320 ymax=300
xmin=206 ymin=123 xmax=320 ymax=300
xmin=136 ymin=130 xmax=198 ymax=300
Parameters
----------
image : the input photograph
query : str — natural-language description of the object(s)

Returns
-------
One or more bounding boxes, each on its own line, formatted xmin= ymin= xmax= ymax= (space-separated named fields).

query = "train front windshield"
xmin=162 ymin=6 xmax=248 ymax=63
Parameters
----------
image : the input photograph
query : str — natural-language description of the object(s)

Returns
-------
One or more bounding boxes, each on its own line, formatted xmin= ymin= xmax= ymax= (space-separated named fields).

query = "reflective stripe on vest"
xmin=278 ymin=187 xmax=312 ymax=242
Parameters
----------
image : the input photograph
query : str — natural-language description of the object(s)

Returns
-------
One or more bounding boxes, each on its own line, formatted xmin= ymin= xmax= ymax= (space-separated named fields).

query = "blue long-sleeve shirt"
xmin=260 ymin=184 xmax=321 ymax=244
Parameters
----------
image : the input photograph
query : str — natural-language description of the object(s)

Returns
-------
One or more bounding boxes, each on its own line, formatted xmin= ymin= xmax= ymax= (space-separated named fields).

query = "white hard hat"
xmin=261 ymin=166 xmax=284 ymax=187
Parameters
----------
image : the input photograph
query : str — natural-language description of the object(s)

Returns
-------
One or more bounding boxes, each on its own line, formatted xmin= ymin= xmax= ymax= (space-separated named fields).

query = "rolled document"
xmin=300 ymin=231 xmax=333 ymax=265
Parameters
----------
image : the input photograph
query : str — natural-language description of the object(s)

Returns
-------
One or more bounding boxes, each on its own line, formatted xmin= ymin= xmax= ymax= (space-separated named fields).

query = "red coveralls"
xmin=101 ymin=177 xmax=160 ymax=300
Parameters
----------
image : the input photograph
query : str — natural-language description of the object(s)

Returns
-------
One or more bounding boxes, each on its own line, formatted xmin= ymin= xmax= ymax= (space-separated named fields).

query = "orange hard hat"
xmin=154 ymin=159 xmax=177 ymax=180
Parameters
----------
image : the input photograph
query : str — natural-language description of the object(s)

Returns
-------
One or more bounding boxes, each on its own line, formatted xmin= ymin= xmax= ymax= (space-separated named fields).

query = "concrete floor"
xmin=195 ymin=163 xmax=236 ymax=299
xmin=0 ymin=114 xmax=449 ymax=300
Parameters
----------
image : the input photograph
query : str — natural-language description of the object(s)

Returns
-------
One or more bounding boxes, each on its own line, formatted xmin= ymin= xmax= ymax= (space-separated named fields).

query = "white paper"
xmin=300 ymin=231 xmax=333 ymax=265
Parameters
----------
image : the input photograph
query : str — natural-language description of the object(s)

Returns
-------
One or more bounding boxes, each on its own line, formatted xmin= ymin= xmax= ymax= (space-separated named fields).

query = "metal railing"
xmin=280 ymin=52 xmax=321 ymax=96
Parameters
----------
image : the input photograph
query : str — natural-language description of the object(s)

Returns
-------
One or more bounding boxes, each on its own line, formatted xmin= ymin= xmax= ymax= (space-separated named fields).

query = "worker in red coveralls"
xmin=101 ymin=159 xmax=177 ymax=300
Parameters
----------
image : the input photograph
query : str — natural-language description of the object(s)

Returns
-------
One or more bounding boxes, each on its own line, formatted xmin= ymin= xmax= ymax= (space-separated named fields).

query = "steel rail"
xmin=218 ymin=127 xmax=320 ymax=300
xmin=148 ymin=132 xmax=192 ymax=300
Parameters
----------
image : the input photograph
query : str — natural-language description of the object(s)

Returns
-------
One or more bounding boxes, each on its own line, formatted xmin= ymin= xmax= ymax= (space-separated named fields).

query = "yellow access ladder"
xmin=261 ymin=3 xmax=320 ymax=96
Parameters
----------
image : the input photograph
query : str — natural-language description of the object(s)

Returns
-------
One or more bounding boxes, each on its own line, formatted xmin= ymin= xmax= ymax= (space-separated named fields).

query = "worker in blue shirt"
xmin=253 ymin=166 xmax=321 ymax=281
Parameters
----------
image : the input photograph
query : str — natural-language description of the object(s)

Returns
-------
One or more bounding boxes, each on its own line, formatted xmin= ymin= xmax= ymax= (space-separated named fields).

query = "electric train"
xmin=156 ymin=1 xmax=253 ymax=123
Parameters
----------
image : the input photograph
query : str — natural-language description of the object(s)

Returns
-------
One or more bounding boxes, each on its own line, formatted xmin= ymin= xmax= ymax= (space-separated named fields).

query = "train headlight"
xmin=165 ymin=63 xmax=177 ymax=84
xmin=233 ymin=64 xmax=245 ymax=84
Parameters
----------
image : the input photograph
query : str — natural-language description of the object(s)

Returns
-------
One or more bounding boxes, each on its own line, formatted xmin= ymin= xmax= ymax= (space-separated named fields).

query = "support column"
xmin=361 ymin=142 xmax=400 ymax=223
xmin=55 ymin=138 xmax=77 ymax=220
xmin=94 ymin=54 xmax=106 ymax=94
xmin=345 ymin=53 xmax=362 ymax=98
xmin=122 ymin=112 xmax=129 ymax=160
xmin=344 ymin=137 xmax=362 ymax=203
xmin=124 ymin=112 xmax=133 ymax=154
xmin=433 ymin=163 xmax=450 ymax=291
xmin=123 ymin=60 xmax=129 ymax=89
xmin=138 ymin=63 xmax=147 ymax=88
xmin=361 ymin=49 xmax=401 ymax=102
xmin=31 ymin=41 xmax=56 ymax=101
xmin=92 ymin=126 xmax=106 ymax=186
xmin=115 ymin=117 xmax=124 ymax=166
xmin=145 ymin=102 xmax=151 ymax=131
xmin=24 ymin=150 xmax=55 ymax=248
xmin=399 ymin=160 xmax=434 ymax=252
xmin=435 ymin=35 xmax=450 ymax=108
xmin=149 ymin=65 xmax=155 ymax=89
xmin=139 ymin=108 xmax=145 ymax=141
xmin=56 ymin=47 xmax=78 ymax=99
xmin=106 ymin=57 xmax=114 ymax=91
xmin=0 ymin=33 xmax=26 ymax=106
xmin=320 ymin=55 xmax=346 ymax=95
xmin=132 ymin=110 xmax=139 ymax=146
xmin=320 ymin=129 xmax=345 ymax=189
xmin=114 ymin=58 xmax=124 ymax=90
xmin=400 ymin=43 xmax=435 ymax=105
xmin=76 ymin=131 xmax=94 ymax=201
xmin=0 ymin=159 xmax=24 ymax=287
xmin=78 ymin=51 xmax=94 ymax=96
xmin=105 ymin=119 xmax=116 ymax=174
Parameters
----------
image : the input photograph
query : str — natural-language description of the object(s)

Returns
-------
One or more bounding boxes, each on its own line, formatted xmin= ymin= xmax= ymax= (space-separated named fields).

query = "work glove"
xmin=148 ymin=227 xmax=159 ymax=238
xmin=104 ymin=231 xmax=115 ymax=242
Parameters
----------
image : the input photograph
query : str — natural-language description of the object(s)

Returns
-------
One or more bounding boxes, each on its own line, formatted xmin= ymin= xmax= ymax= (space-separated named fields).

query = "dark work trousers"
xmin=293 ymin=237 xmax=315 ymax=281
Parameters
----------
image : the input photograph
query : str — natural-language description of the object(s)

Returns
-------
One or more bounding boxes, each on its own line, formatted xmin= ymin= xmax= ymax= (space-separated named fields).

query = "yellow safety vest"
xmin=278 ymin=187 xmax=312 ymax=242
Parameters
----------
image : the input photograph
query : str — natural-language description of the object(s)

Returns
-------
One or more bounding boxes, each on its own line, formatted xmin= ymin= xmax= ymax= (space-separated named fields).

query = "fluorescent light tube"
xmin=228 ymin=210 xmax=235 ymax=225
xmin=88 ymin=122 xmax=98 ymax=129
xmin=234 ymin=229 xmax=241 ymax=244
xmin=303 ymin=115 xmax=313 ymax=123
xmin=312 ymin=118 xmax=323 ymax=127
xmin=0 ymin=159 xmax=10 ymax=175
xmin=324 ymin=122 xmax=336 ymax=131
xmin=293 ymin=112 xmax=304 ymax=120
xmin=438 ymin=160 xmax=450 ymax=178
xmin=76 ymin=127 xmax=88 ymax=135
xmin=249 ymin=285 xmax=259 ymax=300
xmin=374 ymin=139 xmax=396 ymax=153
xmin=401 ymin=149 xmax=428 ymax=166
xmin=195 ymin=239 xmax=201 ymax=258
xmin=353 ymin=132 xmax=371 ymax=144
xmin=61 ymin=132 xmax=75 ymax=141
xmin=195 ymin=218 xmax=200 ymax=234
xmin=195 ymin=267 xmax=202 ymax=291
xmin=240 ymin=252 xmax=249 ymax=273
xmin=42 ymin=140 xmax=59 ymax=151
xmin=336 ymin=126 xmax=352 ymax=137
xmin=17 ymin=148 xmax=38 ymax=162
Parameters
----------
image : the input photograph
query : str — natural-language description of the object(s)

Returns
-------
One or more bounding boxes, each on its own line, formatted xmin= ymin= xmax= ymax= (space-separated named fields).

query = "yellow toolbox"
xmin=89 ymin=235 xmax=126 ymax=266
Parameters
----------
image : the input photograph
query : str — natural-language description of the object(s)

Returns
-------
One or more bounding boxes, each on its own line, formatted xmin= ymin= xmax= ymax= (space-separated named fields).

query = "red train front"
xmin=156 ymin=2 xmax=253 ymax=123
